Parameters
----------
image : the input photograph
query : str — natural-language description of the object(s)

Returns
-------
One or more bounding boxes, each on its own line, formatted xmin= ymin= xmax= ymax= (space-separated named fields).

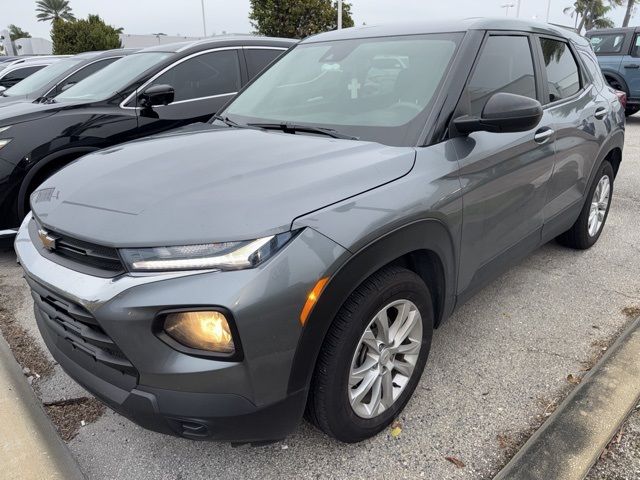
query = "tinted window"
xmin=0 ymin=66 xmax=44 ymax=87
xmin=466 ymin=36 xmax=536 ymax=116
xmin=149 ymin=50 xmax=241 ymax=102
xmin=632 ymin=34 xmax=640 ymax=57
xmin=589 ymin=33 xmax=625 ymax=54
xmin=245 ymin=48 xmax=285 ymax=78
xmin=539 ymin=38 xmax=581 ymax=103
xmin=58 ymin=57 xmax=120 ymax=93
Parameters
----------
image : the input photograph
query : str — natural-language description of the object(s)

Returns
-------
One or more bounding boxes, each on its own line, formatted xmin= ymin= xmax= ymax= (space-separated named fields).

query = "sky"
xmin=0 ymin=0 xmax=633 ymax=40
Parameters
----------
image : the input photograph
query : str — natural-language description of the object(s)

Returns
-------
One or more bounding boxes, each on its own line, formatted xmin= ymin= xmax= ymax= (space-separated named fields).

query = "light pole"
xmin=338 ymin=0 xmax=343 ymax=29
xmin=546 ymin=0 xmax=551 ymax=22
xmin=516 ymin=0 xmax=521 ymax=17
xmin=200 ymin=0 xmax=207 ymax=37
xmin=501 ymin=3 xmax=515 ymax=16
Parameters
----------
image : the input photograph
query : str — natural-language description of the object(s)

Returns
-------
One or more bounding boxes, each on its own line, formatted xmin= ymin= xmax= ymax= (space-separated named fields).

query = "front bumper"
xmin=15 ymin=215 xmax=348 ymax=442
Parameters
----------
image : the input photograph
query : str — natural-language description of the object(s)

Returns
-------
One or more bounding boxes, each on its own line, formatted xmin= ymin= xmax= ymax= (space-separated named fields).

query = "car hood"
xmin=0 ymin=99 xmax=61 ymax=125
xmin=32 ymin=127 xmax=416 ymax=247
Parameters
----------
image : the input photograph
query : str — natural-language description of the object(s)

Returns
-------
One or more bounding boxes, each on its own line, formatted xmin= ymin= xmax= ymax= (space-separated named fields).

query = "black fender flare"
xmin=17 ymin=147 xmax=100 ymax=218
xmin=601 ymin=69 xmax=629 ymax=95
xmin=286 ymin=218 xmax=457 ymax=395
xmin=587 ymin=129 xmax=625 ymax=188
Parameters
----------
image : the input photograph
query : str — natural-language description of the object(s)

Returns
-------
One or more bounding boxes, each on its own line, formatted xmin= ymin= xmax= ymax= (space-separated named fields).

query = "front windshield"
xmin=3 ymin=57 xmax=83 ymax=96
xmin=55 ymin=52 xmax=171 ymax=103
xmin=224 ymin=33 xmax=462 ymax=146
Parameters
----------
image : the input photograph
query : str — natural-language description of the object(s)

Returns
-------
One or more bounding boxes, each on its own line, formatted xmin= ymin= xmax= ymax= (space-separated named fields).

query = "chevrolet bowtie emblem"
xmin=38 ymin=229 xmax=58 ymax=251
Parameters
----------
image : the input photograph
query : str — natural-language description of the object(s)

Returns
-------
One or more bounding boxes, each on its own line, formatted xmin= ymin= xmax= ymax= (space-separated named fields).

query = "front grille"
xmin=29 ymin=219 xmax=125 ymax=277
xmin=27 ymin=276 xmax=137 ymax=377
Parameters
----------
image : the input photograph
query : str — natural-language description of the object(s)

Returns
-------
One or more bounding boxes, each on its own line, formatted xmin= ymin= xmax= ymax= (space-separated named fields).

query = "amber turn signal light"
xmin=300 ymin=277 xmax=329 ymax=325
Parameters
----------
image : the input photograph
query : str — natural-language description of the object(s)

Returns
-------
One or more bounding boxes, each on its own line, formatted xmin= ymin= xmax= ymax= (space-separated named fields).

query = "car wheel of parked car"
xmin=625 ymin=105 xmax=640 ymax=117
xmin=558 ymin=161 xmax=614 ymax=250
xmin=306 ymin=265 xmax=433 ymax=442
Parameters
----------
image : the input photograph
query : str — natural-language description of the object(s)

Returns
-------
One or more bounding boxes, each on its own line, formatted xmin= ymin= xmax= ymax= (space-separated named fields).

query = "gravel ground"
xmin=1 ymin=119 xmax=639 ymax=480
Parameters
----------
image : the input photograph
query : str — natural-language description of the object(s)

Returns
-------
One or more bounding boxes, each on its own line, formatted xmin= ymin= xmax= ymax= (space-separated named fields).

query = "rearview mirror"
xmin=59 ymin=82 xmax=75 ymax=92
xmin=453 ymin=92 xmax=543 ymax=135
xmin=140 ymin=84 xmax=175 ymax=108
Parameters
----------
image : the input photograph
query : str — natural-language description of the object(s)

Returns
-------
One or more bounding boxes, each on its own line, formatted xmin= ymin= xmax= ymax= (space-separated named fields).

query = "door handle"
xmin=594 ymin=106 xmax=608 ymax=120
xmin=534 ymin=128 xmax=554 ymax=144
xmin=624 ymin=63 xmax=640 ymax=69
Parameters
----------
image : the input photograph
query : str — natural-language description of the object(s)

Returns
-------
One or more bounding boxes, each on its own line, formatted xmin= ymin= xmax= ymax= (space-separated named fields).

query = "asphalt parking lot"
xmin=1 ymin=119 xmax=639 ymax=480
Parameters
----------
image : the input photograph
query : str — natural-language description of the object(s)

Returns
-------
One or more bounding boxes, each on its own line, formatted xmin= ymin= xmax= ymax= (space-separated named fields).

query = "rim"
xmin=348 ymin=299 xmax=422 ymax=419
xmin=588 ymin=175 xmax=610 ymax=237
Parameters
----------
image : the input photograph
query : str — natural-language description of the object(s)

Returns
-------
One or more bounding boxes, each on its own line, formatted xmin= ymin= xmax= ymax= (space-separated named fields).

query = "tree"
xmin=51 ymin=14 xmax=121 ymax=54
xmin=563 ymin=0 xmax=623 ymax=32
xmin=8 ymin=25 xmax=31 ymax=41
xmin=36 ymin=0 xmax=75 ymax=22
xmin=623 ymin=0 xmax=636 ymax=26
xmin=249 ymin=0 xmax=354 ymax=39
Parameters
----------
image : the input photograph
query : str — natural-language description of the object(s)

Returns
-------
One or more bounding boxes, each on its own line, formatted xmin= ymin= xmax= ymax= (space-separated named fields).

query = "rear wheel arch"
xmin=602 ymin=71 xmax=629 ymax=95
xmin=17 ymin=147 xmax=99 ymax=219
xmin=287 ymin=219 xmax=458 ymax=396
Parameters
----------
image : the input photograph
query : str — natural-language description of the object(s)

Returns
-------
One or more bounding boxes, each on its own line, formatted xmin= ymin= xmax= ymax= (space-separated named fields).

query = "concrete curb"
xmin=0 ymin=333 xmax=85 ymax=480
xmin=494 ymin=315 xmax=640 ymax=480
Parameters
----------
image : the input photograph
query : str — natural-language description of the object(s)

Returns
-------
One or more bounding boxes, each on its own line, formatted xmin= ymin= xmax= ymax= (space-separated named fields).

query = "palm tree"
xmin=35 ymin=0 xmax=75 ymax=23
xmin=563 ymin=0 xmax=622 ymax=32
xmin=623 ymin=0 xmax=636 ymax=26
xmin=8 ymin=24 xmax=31 ymax=41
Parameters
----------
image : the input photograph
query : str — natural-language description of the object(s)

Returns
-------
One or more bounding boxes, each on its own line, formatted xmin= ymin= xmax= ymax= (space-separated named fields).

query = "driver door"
xmin=133 ymin=49 xmax=243 ymax=137
xmin=452 ymin=33 xmax=557 ymax=299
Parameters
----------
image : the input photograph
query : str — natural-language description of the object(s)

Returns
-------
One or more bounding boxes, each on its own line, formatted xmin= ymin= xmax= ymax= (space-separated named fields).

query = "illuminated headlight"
xmin=0 ymin=138 xmax=12 ymax=150
xmin=163 ymin=311 xmax=235 ymax=354
xmin=120 ymin=231 xmax=297 ymax=272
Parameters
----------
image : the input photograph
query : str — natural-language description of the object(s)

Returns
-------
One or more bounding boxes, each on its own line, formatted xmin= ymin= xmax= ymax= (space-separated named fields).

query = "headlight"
xmin=120 ymin=230 xmax=297 ymax=272
xmin=0 ymin=138 xmax=11 ymax=150
xmin=163 ymin=311 xmax=235 ymax=354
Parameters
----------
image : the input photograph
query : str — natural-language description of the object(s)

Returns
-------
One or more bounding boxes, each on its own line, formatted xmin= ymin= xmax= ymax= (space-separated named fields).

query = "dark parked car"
xmin=0 ymin=36 xmax=295 ymax=237
xmin=0 ymin=49 xmax=138 ymax=106
xmin=586 ymin=27 xmax=640 ymax=115
xmin=16 ymin=19 xmax=624 ymax=444
xmin=0 ymin=56 xmax=67 ymax=90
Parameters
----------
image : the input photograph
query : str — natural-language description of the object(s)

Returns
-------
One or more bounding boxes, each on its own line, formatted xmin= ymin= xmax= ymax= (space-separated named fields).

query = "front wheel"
xmin=306 ymin=265 xmax=433 ymax=442
xmin=557 ymin=161 xmax=614 ymax=250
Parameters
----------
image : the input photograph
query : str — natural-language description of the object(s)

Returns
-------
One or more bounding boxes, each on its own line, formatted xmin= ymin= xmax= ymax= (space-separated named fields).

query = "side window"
xmin=147 ymin=50 xmax=241 ymax=103
xmin=245 ymin=48 xmax=285 ymax=79
xmin=57 ymin=58 xmax=119 ymax=93
xmin=0 ymin=65 xmax=44 ymax=87
xmin=631 ymin=34 xmax=640 ymax=58
xmin=579 ymin=48 xmax=605 ymax=91
xmin=466 ymin=35 xmax=537 ymax=116
xmin=538 ymin=38 xmax=581 ymax=103
xmin=589 ymin=33 xmax=625 ymax=54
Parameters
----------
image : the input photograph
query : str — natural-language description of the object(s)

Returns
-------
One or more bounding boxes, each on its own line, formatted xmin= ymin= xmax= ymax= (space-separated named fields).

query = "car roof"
xmin=303 ymin=17 xmax=588 ymax=46
xmin=138 ymin=35 xmax=297 ymax=54
xmin=585 ymin=26 xmax=640 ymax=35
xmin=72 ymin=48 xmax=140 ymax=60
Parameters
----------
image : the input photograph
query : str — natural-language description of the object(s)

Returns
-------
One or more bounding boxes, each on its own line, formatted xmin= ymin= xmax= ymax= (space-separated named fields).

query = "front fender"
xmin=286 ymin=219 xmax=457 ymax=396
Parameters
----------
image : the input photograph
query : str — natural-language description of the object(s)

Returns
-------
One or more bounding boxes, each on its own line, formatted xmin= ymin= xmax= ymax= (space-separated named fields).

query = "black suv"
xmin=0 ymin=36 xmax=295 ymax=236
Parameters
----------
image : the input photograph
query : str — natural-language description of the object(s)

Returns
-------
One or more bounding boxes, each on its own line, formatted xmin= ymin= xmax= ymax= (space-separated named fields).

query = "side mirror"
xmin=0 ymin=86 xmax=6 ymax=95
xmin=453 ymin=92 xmax=543 ymax=135
xmin=140 ymin=84 xmax=175 ymax=108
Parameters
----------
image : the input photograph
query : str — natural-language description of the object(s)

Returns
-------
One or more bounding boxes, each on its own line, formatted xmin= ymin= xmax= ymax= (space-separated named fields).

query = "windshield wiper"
xmin=247 ymin=122 xmax=358 ymax=140
xmin=212 ymin=114 xmax=244 ymax=128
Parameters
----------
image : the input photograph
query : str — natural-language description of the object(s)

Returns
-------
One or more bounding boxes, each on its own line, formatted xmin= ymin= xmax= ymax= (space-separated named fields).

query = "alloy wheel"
xmin=348 ymin=299 xmax=422 ymax=419
xmin=588 ymin=175 xmax=610 ymax=237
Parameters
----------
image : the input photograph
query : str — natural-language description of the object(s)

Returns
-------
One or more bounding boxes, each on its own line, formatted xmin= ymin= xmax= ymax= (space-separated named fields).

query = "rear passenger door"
xmin=454 ymin=33 xmax=557 ymax=297
xmin=133 ymin=48 xmax=243 ymax=136
xmin=534 ymin=35 xmax=607 ymax=242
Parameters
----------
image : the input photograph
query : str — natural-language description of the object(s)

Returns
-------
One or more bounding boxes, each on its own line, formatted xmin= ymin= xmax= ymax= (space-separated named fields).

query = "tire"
xmin=306 ymin=265 xmax=434 ymax=443
xmin=557 ymin=161 xmax=614 ymax=250
xmin=626 ymin=105 xmax=640 ymax=117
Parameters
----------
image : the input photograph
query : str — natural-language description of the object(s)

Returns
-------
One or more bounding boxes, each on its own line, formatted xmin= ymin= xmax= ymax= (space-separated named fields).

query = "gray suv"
xmin=16 ymin=19 xmax=625 ymax=444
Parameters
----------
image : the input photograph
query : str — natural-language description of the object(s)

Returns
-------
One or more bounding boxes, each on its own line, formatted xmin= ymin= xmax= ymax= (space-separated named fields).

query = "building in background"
xmin=14 ymin=37 xmax=53 ymax=55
